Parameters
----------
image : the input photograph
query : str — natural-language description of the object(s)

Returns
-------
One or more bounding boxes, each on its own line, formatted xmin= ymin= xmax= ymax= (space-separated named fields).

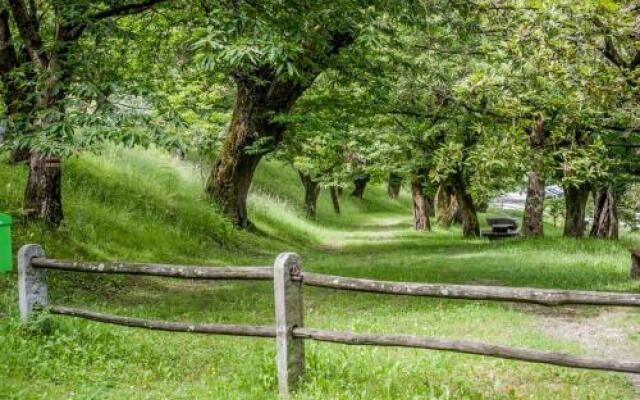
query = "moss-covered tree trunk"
xmin=205 ymin=74 xmax=304 ymax=227
xmin=451 ymin=172 xmax=479 ymax=237
xmin=563 ymin=183 xmax=590 ymax=238
xmin=523 ymin=113 xmax=546 ymax=237
xmin=590 ymin=185 xmax=619 ymax=240
xmin=205 ymin=29 xmax=353 ymax=228
xmin=298 ymin=171 xmax=321 ymax=219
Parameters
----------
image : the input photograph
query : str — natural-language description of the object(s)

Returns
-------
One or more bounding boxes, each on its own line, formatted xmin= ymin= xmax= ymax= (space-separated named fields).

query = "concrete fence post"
xmin=273 ymin=252 xmax=305 ymax=397
xmin=18 ymin=244 xmax=48 ymax=322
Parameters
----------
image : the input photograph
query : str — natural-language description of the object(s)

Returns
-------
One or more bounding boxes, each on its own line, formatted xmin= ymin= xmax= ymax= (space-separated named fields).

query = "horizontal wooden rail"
xmin=32 ymin=258 xmax=273 ymax=280
xmin=48 ymin=305 xmax=640 ymax=374
xmin=301 ymin=272 xmax=640 ymax=307
xmin=18 ymin=245 xmax=640 ymax=397
xmin=293 ymin=327 xmax=640 ymax=374
xmin=31 ymin=258 xmax=640 ymax=307
xmin=50 ymin=306 xmax=276 ymax=337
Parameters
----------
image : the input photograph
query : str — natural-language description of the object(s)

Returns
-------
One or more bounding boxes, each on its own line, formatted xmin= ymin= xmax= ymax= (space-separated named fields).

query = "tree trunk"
xmin=298 ymin=171 xmax=321 ymax=219
xmin=351 ymin=175 xmax=370 ymax=199
xmin=563 ymin=183 xmax=590 ymax=238
xmin=21 ymin=77 xmax=68 ymax=226
xmin=522 ymin=114 xmax=546 ymax=237
xmin=411 ymin=174 xmax=430 ymax=231
xmin=13 ymin=21 xmax=76 ymax=227
xmin=450 ymin=172 xmax=479 ymax=237
xmin=23 ymin=152 xmax=63 ymax=225
xmin=435 ymin=184 xmax=450 ymax=225
xmin=426 ymin=194 xmax=435 ymax=218
xmin=590 ymin=185 xmax=619 ymax=240
xmin=436 ymin=184 xmax=459 ymax=226
xmin=330 ymin=186 xmax=340 ymax=214
xmin=8 ymin=2 xmax=168 ymax=227
xmin=205 ymin=74 xmax=304 ymax=227
xmin=449 ymin=195 xmax=462 ymax=225
xmin=387 ymin=172 xmax=402 ymax=199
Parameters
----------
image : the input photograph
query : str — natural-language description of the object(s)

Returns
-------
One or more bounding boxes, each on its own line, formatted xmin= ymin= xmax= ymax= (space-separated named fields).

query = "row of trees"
xmin=279 ymin=1 xmax=640 ymax=240
xmin=1 ymin=1 xmax=639 ymax=241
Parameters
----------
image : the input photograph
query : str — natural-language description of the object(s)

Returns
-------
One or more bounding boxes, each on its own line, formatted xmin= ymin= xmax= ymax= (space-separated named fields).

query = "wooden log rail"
xmin=50 ymin=305 xmax=276 ymax=337
xmin=300 ymin=272 xmax=640 ymax=307
xmin=17 ymin=244 xmax=640 ymax=397
xmin=293 ymin=328 xmax=640 ymax=374
xmin=31 ymin=258 xmax=273 ymax=280
xmin=40 ymin=305 xmax=640 ymax=374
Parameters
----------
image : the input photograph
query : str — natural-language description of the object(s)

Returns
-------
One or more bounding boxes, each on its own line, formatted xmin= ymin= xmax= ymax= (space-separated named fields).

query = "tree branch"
xmin=7 ymin=0 xmax=48 ymax=68
xmin=58 ymin=0 xmax=169 ymax=45
xmin=89 ymin=0 xmax=168 ymax=21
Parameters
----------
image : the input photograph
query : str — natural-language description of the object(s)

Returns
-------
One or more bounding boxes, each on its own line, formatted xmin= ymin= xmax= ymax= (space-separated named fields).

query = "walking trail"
xmin=318 ymin=215 xmax=640 ymax=395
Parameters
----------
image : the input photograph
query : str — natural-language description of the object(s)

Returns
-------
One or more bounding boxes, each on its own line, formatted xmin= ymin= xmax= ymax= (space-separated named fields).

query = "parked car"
xmin=545 ymin=186 xmax=564 ymax=199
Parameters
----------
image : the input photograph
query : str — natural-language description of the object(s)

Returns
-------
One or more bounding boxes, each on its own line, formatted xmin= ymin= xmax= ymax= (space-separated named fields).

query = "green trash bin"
xmin=0 ymin=213 xmax=12 ymax=272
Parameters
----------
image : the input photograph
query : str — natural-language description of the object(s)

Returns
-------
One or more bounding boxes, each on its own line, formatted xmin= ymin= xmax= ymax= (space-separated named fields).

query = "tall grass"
xmin=0 ymin=146 xmax=638 ymax=399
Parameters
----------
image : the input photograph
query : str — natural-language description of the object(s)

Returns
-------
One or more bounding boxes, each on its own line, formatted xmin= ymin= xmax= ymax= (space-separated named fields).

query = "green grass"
xmin=1 ymin=146 xmax=639 ymax=399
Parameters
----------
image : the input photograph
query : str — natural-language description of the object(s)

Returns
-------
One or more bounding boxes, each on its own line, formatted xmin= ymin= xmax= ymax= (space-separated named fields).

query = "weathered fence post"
xmin=18 ymin=244 xmax=48 ymax=322
xmin=631 ymin=250 xmax=640 ymax=280
xmin=274 ymin=252 xmax=305 ymax=397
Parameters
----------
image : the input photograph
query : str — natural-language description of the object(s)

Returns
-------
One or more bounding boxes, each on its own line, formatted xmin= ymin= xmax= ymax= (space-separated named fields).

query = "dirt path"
xmin=538 ymin=309 xmax=640 ymax=396
xmin=317 ymin=216 xmax=412 ymax=251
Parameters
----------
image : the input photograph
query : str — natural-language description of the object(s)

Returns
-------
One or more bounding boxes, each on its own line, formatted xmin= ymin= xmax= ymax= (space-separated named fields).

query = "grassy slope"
xmin=1 ymin=147 xmax=639 ymax=399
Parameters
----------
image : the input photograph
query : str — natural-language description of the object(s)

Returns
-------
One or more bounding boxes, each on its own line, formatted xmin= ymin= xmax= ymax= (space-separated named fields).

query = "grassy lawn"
xmin=1 ymin=147 xmax=639 ymax=399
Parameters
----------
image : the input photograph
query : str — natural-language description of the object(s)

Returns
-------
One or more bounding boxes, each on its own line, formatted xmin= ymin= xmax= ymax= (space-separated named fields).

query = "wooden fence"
xmin=17 ymin=244 xmax=640 ymax=397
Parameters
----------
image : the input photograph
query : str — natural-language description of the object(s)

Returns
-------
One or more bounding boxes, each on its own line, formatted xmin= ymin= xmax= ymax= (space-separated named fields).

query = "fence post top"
xmin=274 ymin=252 xmax=302 ymax=276
xmin=18 ymin=244 xmax=45 ymax=265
